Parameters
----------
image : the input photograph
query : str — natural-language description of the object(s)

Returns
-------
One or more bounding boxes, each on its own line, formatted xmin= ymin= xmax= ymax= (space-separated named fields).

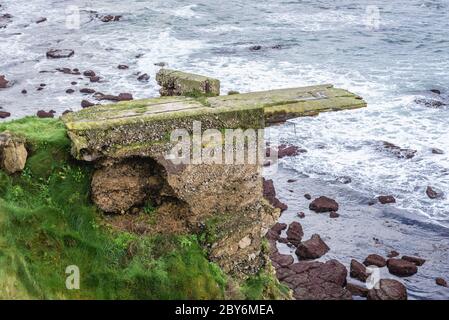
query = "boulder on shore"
xmin=363 ymin=254 xmax=387 ymax=267
xmin=350 ymin=259 xmax=368 ymax=282
xmin=367 ymin=279 xmax=407 ymax=300
xmin=295 ymin=234 xmax=329 ymax=260
xmin=309 ymin=196 xmax=339 ymax=213
xmin=286 ymin=221 xmax=303 ymax=246
xmin=401 ymin=255 xmax=426 ymax=266
xmin=0 ymin=132 xmax=28 ymax=174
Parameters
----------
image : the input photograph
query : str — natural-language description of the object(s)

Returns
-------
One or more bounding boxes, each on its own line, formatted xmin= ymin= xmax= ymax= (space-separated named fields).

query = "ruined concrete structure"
xmin=156 ymin=69 xmax=221 ymax=97
xmin=62 ymin=71 xmax=366 ymax=277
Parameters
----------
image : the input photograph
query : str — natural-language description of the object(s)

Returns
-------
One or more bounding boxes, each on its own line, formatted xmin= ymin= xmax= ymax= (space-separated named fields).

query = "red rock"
xmin=387 ymin=258 xmax=418 ymax=277
xmin=0 ymin=111 xmax=11 ymax=119
xmin=271 ymin=222 xmax=287 ymax=234
xmin=297 ymin=212 xmax=305 ymax=219
xmin=436 ymin=278 xmax=448 ymax=287
xmin=329 ymin=211 xmax=340 ymax=218
xmin=263 ymin=178 xmax=288 ymax=212
xmin=276 ymin=267 xmax=296 ymax=281
xmin=378 ymin=195 xmax=396 ymax=204
xmin=309 ymin=196 xmax=339 ymax=213
xmin=36 ymin=110 xmax=54 ymax=118
xmin=277 ymin=144 xmax=306 ymax=158
xmin=46 ymin=49 xmax=74 ymax=59
xmin=426 ymin=186 xmax=444 ymax=199
xmin=0 ymin=75 xmax=10 ymax=88
xmin=100 ymin=15 xmax=121 ymax=22
xmin=350 ymin=259 xmax=368 ymax=282
xmin=401 ymin=255 xmax=425 ymax=266
xmin=89 ymin=76 xmax=100 ymax=83
xmin=367 ymin=279 xmax=407 ymax=300
xmin=81 ymin=100 xmax=95 ymax=108
xmin=286 ymin=222 xmax=303 ymax=246
xmin=295 ymin=234 xmax=329 ymax=260
xmin=83 ymin=70 xmax=96 ymax=77
xmin=387 ymin=250 xmax=400 ymax=258
xmin=346 ymin=283 xmax=368 ymax=298
xmin=270 ymin=252 xmax=294 ymax=268
xmin=363 ymin=254 xmax=387 ymax=267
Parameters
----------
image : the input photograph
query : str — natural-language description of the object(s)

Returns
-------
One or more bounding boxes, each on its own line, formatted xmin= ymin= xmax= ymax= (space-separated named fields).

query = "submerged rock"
xmin=329 ymin=211 xmax=340 ymax=218
xmin=380 ymin=141 xmax=416 ymax=159
xmin=436 ymin=278 xmax=448 ymax=287
xmin=309 ymin=196 xmax=339 ymax=213
xmin=415 ymin=97 xmax=447 ymax=108
xmin=378 ymin=195 xmax=396 ymax=204
xmin=387 ymin=258 xmax=418 ymax=277
xmin=295 ymin=234 xmax=329 ymax=260
xmin=367 ymin=279 xmax=407 ymax=300
xmin=46 ymin=49 xmax=75 ymax=59
xmin=0 ymin=132 xmax=28 ymax=174
xmin=401 ymin=255 xmax=426 ymax=266
xmin=426 ymin=186 xmax=444 ymax=199
xmin=137 ymin=73 xmax=150 ymax=82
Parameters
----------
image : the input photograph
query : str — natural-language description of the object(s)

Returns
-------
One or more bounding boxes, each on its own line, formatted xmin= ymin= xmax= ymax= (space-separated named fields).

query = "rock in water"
xmin=378 ymin=195 xmax=396 ymax=204
xmin=36 ymin=110 xmax=55 ymax=118
xmin=309 ymin=196 xmax=339 ymax=213
xmin=367 ymin=279 xmax=407 ymax=300
xmin=426 ymin=186 xmax=444 ymax=199
xmin=0 ymin=75 xmax=10 ymax=88
xmin=436 ymin=278 xmax=448 ymax=287
xmin=46 ymin=49 xmax=75 ymax=59
xmin=263 ymin=178 xmax=288 ymax=212
xmin=350 ymin=259 xmax=368 ymax=282
xmin=286 ymin=222 xmax=303 ymax=246
xmin=0 ymin=132 xmax=28 ymax=174
xmin=381 ymin=141 xmax=417 ymax=159
xmin=0 ymin=111 xmax=11 ymax=119
xmin=401 ymin=255 xmax=426 ymax=266
xmin=91 ymin=159 xmax=154 ymax=214
xmin=295 ymin=234 xmax=330 ymax=259
xmin=387 ymin=258 xmax=418 ymax=277
xmin=363 ymin=254 xmax=387 ymax=267
xmin=346 ymin=283 xmax=368 ymax=298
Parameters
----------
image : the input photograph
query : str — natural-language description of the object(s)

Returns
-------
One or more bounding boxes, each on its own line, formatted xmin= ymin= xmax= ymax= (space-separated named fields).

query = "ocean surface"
xmin=1 ymin=0 xmax=448 ymax=299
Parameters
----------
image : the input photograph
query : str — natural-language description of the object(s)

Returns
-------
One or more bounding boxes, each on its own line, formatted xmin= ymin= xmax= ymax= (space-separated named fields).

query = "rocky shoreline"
xmin=263 ymin=157 xmax=449 ymax=300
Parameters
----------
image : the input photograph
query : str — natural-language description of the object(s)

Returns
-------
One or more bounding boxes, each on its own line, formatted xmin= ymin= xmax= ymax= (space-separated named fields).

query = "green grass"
xmin=0 ymin=117 xmax=285 ymax=300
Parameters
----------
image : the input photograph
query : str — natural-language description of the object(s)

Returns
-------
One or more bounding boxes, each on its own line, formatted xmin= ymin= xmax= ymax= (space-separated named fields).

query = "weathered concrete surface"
xmin=156 ymin=69 xmax=220 ymax=97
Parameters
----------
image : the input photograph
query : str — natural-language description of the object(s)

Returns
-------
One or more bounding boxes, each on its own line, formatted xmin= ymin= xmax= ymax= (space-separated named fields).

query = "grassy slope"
xmin=0 ymin=117 xmax=287 ymax=300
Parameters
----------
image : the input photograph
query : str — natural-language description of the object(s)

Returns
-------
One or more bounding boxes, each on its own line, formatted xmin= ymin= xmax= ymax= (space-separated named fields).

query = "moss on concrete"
xmin=156 ymin=69 xmax=220 ymax=97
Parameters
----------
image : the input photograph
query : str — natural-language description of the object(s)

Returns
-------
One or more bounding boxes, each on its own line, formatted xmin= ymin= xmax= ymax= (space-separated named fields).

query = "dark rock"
xmin=0 ymin=111 xmax=11 ymax=119
xmin=271 ymin=222 xmax=287 ymax=234
xmin=37 ymin=87 xmax=44 ymax=91
xmin=36 ymin=17 xmax=47 ymax=24
xmin=81 ymin=100 xmax=95 ymax=108
xmin=286 ymin=222 xmax=303 ymax=246
xmin=381 ymin=141 xmax=416 ymax=159
xmin=387 ymin=250 xmax=400 ymax=258
xmin=65 ymin=89 xmax=75 ymax=94
xmin=309 ymin=196 xmax=339 ymax=213
xmin=297 ymin=212 xmax=305 ymax=219
xmin=89 ymin=76 xmax=101 ymax=83
xmin=285 ymin=260 xmax=351 ymax=300
xmin=287 ymin=179 xmax=297 ymax=183
xmin=337 ymin=176 xmax=352 ymax=184
xmin=80 ymin=88 xmax=96 ymax=94
xmin=415 ymin=97 xmax=446 ymax=108
xmin=227 ymin=90 xmax=239 ymax=95
xmin=46 ymin=49 xmax=75 ymax=59
xmin=100 ymin=15 xmax=122 ymax=22
xmin=350 ymin=259 xmax=368 ymax=282
xmin=387 ymin=258 xmax=418 ymax=277
xmin=62 ymin=110 xmax=72 ymax=115
xmin=249 ymin=45 xmax=262 ymax=51
xmin=263 ymin=178 xmax=288 ymax=212
xmin=432 ymin=148 xmax=444 ymax=155
xmin=436 ymin=278 xmax=448 ymax=287
xmin=430 ymin=89 xmax=441 ymax=95
xmin=270 ymin=252 xmax=294 ymax=268
xmin=276 ymin=144 xmax=306 ymax=159
xmin=278 ymin=237 xmax=289 ymax=244
xmin=378 ymin=195 xmax=396 ymax=204
xmin=346 ymin=283 xmax=368 ymax=298
xmin=296 ymin=234 xmax=330 ymax=260
xmin=71 ymin=82 xmax=77 ymax=85
xmin=137 ymin=73 xmax=150 ymax=82
xmin=271 ymin=44 xmax=282 ymax=49
xmin=401 ymin=255 xmax=426 ymax=266
xmin=154 ymin=62 xmax=166 ymax=67
xmin=36 ymin=110 xmax=54 ymax=118
xmin=304 ymin=193 xmax=312 ymax=200
xmin=265 ymin=229 xmax=279 ymax=241
xmin=56 ymin=68 xmax=80 ymax=75
xmin=276 ymin=267 xmax=296 ymax=281
xmin=83 ymin=70 xmax=96 ymax=77
xmin=21 ymin=89 xmax=27 ymax=94
xmin=363 ymin=254 xmax=387 ymax=267
xmin=118 ymin=65 xmax=129 ymax=70
xmin=0 ymin=75 xmax=10 ymax=88
xmin=426 ymin=186 xmax=444 ymax=199
xmin=367 ymin=279 xmax=407 ymax=300
xmin=329 ymin=211 xmax=340 ymax=218
xmin=40 ymin=83 xmax=46 ymax=87
xmin=95 ymin=93 xmax=133 ymax=102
